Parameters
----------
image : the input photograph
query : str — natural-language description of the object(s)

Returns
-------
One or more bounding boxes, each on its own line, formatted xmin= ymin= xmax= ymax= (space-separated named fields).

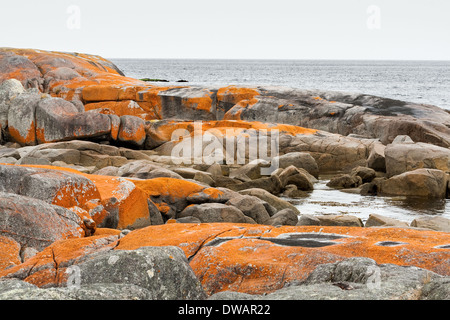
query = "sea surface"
xmin=112 ymin=59 xmax=450 ymax=110
xmin=112 ymin=59 xmax=450 ymax=224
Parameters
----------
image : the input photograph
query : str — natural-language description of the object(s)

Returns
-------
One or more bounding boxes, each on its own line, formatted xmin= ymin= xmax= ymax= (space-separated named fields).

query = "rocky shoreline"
xmin=0 ymin=47 xmax=449 ymax=300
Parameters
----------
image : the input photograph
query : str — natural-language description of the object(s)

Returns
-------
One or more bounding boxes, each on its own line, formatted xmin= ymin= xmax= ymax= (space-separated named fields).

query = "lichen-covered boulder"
xmin=35 ymin=97 xmax=111 ymax=144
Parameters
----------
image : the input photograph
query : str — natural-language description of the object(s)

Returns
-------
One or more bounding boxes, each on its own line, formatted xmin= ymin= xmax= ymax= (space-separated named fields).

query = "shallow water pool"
xmin=288 ymin=178 xmax=450 ymax=225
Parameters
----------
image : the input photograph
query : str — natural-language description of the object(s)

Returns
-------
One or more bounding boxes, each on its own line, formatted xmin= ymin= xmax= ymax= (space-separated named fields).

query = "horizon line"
xmin=108 ymin=57 xmax=450 ymax=62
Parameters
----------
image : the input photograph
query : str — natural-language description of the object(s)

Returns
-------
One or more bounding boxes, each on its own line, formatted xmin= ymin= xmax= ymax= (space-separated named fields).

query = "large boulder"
xmin=7 ymin=89 xmax=41 ymax=146
xmin=0 ymin=79 xmax=25 ymax=129
xmin=385 ymin=138 xmax=450 ymax=178
xmin=178 ymin=203 xmax=248 ymax=224
xmin=117 ymin=115 xmax=146 ymax=147
xmin=225 ymin=195 xmax=274 ymax=224
xmin=260 ymin=257 xmax=450 ymax=300
xmin=272 ymin=152 xmax=319 ymax=178
xmin=237 ymin=188 xmax=300 ymax=214
xmin=0 ymin=164 xmax=100 ymax=209
xmin=379 ymin=168 xmax=449 ymax=198
xmin=0 ymin=192 xmax=85 ymax=256
xmin=410 ymin=216 xmax=450 ymax=232
xmin=35 ymin=97 xmax=111 ymax=144
xmin=71 ymin=246 xmax=207 ymax=300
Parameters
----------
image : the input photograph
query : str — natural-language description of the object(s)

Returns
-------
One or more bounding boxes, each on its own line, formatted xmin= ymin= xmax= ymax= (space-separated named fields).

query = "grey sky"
xmin=1 ymin=0 xmax=449 ymax=60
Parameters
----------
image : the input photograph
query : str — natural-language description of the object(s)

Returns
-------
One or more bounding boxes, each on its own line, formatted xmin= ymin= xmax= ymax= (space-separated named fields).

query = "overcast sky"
xmin=1 ymin=0 xmax=449 ymax=60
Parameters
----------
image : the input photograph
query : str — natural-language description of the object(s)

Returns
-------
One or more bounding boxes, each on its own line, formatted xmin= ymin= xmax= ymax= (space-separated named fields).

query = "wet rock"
xmin=351 ymin=166 xmax=376 ymax=183
xmin=277 ymin=165 xmax=315 ymax=191
xmin=326 ymin=174 xmax=362 ymax=189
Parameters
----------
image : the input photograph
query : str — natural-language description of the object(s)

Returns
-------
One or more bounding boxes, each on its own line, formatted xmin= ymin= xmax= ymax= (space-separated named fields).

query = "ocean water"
xmin=112 ymin=59 xmax=450 ymax=110
xmin=112 ymin=59 xmax=450 ymax=223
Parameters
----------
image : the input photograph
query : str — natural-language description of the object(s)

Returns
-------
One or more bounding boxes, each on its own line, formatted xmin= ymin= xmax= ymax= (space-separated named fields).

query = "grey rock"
xmin=0 ymin=192 xmax=83 ymax=252
xmin=7 ymin=88 xmax=41 ymax=145
xmin=365 ymin=214 xmax=409 ymax=228
xmin=380 ymin=168 xmax=448 ymax=198
xmin=238 ymin=188 xmax=300 ymax=214
xmin=0 ymin=79 xmax=25 ymax=128
xmin=148 ymin=199 xmax=164 ymax=226
xmin=264 ymin=257 xmax=447 ymax=300
xmin=35 ymin=97 xmax=111 ymax=144
xmin=0 ymin=283 xmax=153 ymax=300
xmin=273 ymin=152 xmax=319 ymax=178
xmin=73 ymin=246 xmax=207 ymax=300
xmin=385 ymin=140 xmax=450 ymax=178
xmin=278 ymin=165 xmax=315 ymax=191
xmin=226 ymin=195 xmax=274 ymax=224
xmin=227 ymin=174 xmax=283 ymax=195
xmin=178 ymin=203 xmax=247 ymax=224
xmin=326 ymin=174 xmax=362 ymax=189
xmin=367 ymin=142 xmax=386 ymax=172
xmin=296 ymin=214 xmax=321 ymax=226
xmin=266 ymin=208 xmax=299 ymax=226
xmin=350 ymin=166 xmax=376 ymax=183
xmin=314 ymin=214 xmax=363 ymax=227
xmin=410 ymin=216 xmax=450 ymax=232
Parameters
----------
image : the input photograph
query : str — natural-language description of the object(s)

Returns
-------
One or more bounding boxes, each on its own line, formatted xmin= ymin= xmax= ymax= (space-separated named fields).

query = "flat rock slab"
xmin=115 ymin=223 xmax=450 ymax=295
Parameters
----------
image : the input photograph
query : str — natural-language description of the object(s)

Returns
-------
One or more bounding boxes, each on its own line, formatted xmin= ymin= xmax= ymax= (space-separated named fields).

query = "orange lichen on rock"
xmin=0 ymin=234 xmax=119 ymax=287
xmin=7 ymin=123 xmax=36 ymax=147
xmin=84 ymin=100 xmax=147 ymax=117
xmin=115 ymin=223 xmax=450 ymax=295
xmin=223 ymin=98 xmax=259 ymax=120
xmin=86 ymin=174 xmax=150 ymax=230
xmin=0 ymin=236 xmax=21 ymax=271
xmin=135 ymin=86 xmax=177 ymax=119
xmin=132 ymin=177 xmax=206 ymax=202
xmin=14 ymin=164 xmax=150 ymax=230
xmin=183 ymin=95 xmax=213 ymax=112
xmin=217 ymin=86 xmax=261 ymax=105
xmin=147 ymin=120 xmax=317 ymax=148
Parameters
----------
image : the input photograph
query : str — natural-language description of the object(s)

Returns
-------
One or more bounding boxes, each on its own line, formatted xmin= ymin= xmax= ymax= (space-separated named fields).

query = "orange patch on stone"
xmin=115 ymin=223 xmax=450 ymax=295
xmin=0 ymin=234 xmax=119 ymax=287
xmin=217 ymin=86 xmax=260 ymax=105
xmin=132 ymin=177 xmax=206 ymax=202
xmin=0 ymin=236 xmax=21 ymax=271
